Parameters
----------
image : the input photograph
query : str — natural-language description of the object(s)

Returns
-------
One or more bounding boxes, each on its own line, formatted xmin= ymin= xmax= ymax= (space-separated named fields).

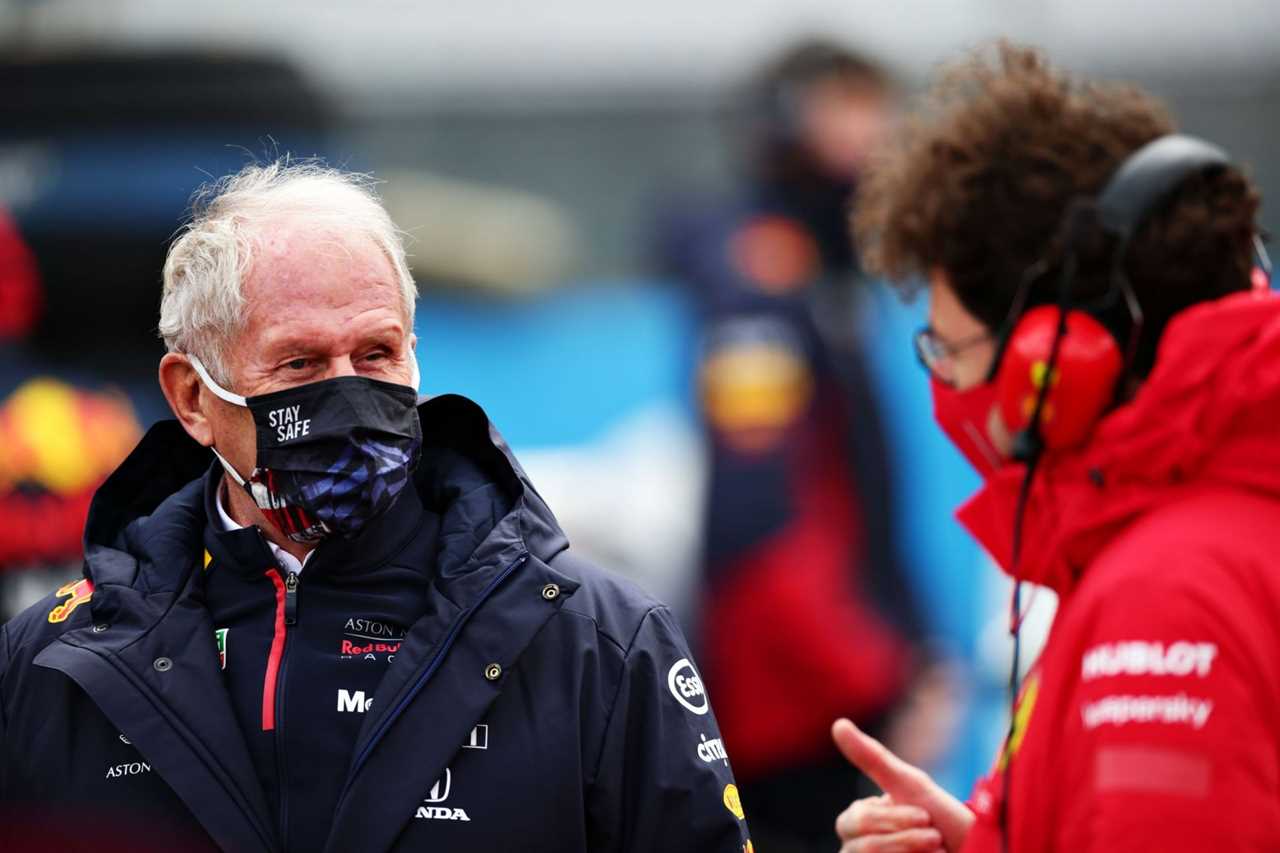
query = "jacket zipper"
xmin=284 ymin=571 xmax=299 ymax=626
xmin=334 ymin=552 xmax=528 ymax=811
xmin=264 ymin=568 xmax=300 ymax=850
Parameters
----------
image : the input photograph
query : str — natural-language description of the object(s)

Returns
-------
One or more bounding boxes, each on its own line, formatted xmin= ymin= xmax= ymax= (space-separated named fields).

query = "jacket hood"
xmin=79 ymin=393 xmax=570 ymax=604
xmin=959 ymin=290 xmax=1280 ymax=594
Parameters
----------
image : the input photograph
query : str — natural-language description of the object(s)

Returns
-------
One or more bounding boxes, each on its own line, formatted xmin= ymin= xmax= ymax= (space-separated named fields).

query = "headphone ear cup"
xmin=994 ymin=306 xmax=1124 ymax=451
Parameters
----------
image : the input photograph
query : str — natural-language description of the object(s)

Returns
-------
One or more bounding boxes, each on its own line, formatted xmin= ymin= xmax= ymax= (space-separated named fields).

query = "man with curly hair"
xmin=829 ymin=42 xmax=1280 ymax=852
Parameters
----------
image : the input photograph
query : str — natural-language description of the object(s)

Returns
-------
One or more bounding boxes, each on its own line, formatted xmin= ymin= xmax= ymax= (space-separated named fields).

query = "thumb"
xmin=832 ymin=717 xmax=920 ymax=799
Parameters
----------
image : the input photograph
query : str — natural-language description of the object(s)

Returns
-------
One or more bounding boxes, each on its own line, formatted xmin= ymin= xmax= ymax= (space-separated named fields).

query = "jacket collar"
xmin=959 ymin=291 xmax=1280 ymax=594
xmin=38 ymin=394 xmax=576 ymax=853
xmin=80 ymin=393 xmax=570 ymax=600
xmin=201 ymin=461 xmax=434 ymax=580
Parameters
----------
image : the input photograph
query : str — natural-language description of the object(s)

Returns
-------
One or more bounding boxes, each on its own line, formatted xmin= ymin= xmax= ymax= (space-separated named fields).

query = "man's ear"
xmin=159 ymin=353 xmax=214 ymax=446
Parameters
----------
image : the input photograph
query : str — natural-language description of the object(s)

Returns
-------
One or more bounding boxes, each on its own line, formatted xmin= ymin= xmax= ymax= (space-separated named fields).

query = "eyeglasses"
xmin=913 ymin=326 xmax=994 ymax=386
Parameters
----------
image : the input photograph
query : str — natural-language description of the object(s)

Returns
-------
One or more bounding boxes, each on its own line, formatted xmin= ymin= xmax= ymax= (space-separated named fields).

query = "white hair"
xmin=159 ymin=159 xmax=417 ymax=386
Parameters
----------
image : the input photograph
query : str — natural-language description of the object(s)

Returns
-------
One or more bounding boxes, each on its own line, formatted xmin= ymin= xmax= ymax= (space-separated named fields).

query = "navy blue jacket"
xmin=0 ymin=395 xmax=752 ymax=853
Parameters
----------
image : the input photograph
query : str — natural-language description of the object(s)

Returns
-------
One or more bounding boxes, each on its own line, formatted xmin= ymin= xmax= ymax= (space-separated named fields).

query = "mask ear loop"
xmin=408 ymin=351 xmax=421 ymax=394
xmin=208 ymin=446 xmax=249 ymax=488
xmin=185 ymin=354 xmax=251 ymax=486
xmin=187 ymin=354 xmax=248 ymax=407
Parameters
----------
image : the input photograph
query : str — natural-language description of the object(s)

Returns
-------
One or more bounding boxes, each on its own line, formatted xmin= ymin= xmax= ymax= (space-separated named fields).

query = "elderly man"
xmin=0 ymin=162 xmax=752 ymax=853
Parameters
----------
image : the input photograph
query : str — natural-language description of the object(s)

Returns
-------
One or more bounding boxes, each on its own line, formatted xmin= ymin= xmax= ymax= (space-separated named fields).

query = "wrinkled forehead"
xmin=248 ymin=215 xmax=392 ymax=277
xmin=234 ymin=220 xmax=408 ymax=351
xmin=247 ymin=218 xmax=400 ymax=299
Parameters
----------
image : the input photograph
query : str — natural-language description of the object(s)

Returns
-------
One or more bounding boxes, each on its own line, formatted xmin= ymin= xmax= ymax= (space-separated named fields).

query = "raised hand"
xmin=832 ymin=718 xmax=974 ymax=853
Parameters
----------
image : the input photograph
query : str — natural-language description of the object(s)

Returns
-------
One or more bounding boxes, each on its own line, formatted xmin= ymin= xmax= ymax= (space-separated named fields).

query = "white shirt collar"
xmin=214 ymin=477 xmax=313 ymax=576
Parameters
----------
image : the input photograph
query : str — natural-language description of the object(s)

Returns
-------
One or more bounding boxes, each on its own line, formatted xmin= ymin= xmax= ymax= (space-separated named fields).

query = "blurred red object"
xmin=0 ymin=378 xmax=142 ymax=569
xmin=1 ymin=803 xmax=219 ymax=852
xmin=0 ymin=207 xmax=42 ymax=341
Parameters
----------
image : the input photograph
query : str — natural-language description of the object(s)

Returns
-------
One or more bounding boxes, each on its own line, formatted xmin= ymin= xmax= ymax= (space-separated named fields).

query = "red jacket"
xmin=960 ymin=291 xmax=1280 ymax=852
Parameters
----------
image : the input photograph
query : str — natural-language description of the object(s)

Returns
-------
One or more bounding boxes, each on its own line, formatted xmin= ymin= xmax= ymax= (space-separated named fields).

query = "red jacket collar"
xmin=958 ymin=290 xmax=1280 ymax=593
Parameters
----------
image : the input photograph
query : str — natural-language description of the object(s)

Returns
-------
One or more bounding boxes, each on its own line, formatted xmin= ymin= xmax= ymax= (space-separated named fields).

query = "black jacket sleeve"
xmin=0 ymin=624 xmax=10 ymax=781
xmin=588 ymin=607 xmax=752 ymax=853
xmin=0 ymin=625 xmax=9 ymax=745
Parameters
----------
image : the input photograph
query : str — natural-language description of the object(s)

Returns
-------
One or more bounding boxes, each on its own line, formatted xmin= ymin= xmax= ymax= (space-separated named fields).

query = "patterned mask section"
xmin=261 ymin=434 xmax=419 ymax=542
xmin=189 ymin=356 xmax=422 ymax=543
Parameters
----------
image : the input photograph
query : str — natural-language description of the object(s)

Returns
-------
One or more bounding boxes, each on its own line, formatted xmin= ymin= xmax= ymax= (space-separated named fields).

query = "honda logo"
xmin=425 ymin=768 xmax=452 ymax=803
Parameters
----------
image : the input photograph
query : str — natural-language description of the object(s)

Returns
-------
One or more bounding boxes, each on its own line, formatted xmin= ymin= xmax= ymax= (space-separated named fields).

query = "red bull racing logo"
xmin=47 ymin=578 xmax=94 ymax=623
xmin=340 ymin=617 xmax=405 ymax=661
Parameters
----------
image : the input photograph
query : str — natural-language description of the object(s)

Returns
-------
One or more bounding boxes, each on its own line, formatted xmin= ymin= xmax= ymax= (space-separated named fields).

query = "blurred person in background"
xmin=658 ymin=39 xmax=956 ymax=853
xmin=0 ymin=49 xmax=337 ymax=622
xmin=0 ymin=161 xmax=753 ymax=853
xmin=0 ymin=205 xmax=142 ymax=619
xmin=832 ymin=42 xmax=1280 ymax=852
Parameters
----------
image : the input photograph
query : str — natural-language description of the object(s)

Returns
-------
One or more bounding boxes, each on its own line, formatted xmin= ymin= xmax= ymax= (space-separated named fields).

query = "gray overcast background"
xmin=8 ymin=0 xmax=1279 ymax=103
xmin=5 ymin=0 xmax=1277 ymax=274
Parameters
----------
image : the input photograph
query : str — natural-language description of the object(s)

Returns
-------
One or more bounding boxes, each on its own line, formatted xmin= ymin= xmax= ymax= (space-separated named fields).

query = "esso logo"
xmin=667 ymin=658 xmax=709 ymax=715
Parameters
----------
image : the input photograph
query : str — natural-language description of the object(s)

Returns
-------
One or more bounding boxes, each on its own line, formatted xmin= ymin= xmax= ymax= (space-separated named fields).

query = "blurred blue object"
xmin=413 ymin=282 xmax=699 ymax=448
xmin=856 ymin=282 xmax=984 ymax=650
xmin=10 ymin=133 xmax=331 ymax=233
xmin=1 ymin=50 xmax=341 ymax=368
xmin=414 ymin=276 xmax=1008 ymax=798
xmin=857 ymin=280 xmax=1003 ymax=796
xmin=411 ymin=281 xmax=705 ymax=623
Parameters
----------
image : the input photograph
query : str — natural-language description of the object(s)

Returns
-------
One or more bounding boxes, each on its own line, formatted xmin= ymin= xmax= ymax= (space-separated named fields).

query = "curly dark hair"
xmin=853 ymin=42 xmax=1261 ymax=377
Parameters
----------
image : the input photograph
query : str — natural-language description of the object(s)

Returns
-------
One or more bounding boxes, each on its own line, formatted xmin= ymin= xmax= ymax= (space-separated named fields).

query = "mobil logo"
xmin=667 ymin=658 xmax=709 ymax=715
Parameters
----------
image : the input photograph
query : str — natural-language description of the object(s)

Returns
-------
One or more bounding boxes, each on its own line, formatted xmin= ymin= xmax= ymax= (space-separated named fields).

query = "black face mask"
xmin=190 ymin=355 xmax=422 ymax=543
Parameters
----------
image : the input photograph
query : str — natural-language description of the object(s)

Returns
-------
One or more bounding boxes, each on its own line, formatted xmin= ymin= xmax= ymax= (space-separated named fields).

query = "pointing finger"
xmin=832 ymin=718 xmax=923 ymax=798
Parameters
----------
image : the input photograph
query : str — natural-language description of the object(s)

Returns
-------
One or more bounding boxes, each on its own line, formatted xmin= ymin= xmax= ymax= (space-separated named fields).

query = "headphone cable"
xmin=998 ymin=238 xmax=1080 ymax=851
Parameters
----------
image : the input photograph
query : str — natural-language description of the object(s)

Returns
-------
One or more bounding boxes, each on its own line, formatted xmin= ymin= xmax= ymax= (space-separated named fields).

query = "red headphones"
xmin=994 ymin=305 xmax=1122 ymax=450
xmin=989 ymin=135 xmax=1256 ymax=454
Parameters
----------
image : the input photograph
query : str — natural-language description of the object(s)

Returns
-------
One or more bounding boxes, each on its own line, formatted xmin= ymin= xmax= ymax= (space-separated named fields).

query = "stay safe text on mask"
xmin=269 ymin=405 xmax=312 ymax=442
